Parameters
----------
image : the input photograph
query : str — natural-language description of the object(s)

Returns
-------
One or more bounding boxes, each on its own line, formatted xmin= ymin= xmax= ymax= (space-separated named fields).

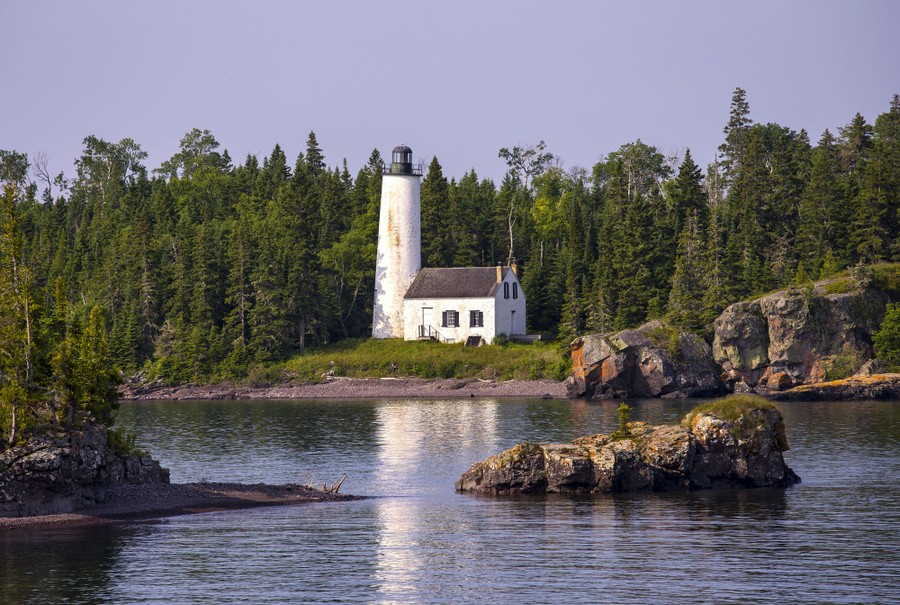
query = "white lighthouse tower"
xmin=372 ymin=145 xmax=422 ymax=338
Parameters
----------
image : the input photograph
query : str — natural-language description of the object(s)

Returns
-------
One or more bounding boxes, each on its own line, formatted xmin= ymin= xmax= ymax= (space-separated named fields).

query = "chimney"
xmin=496 ymin=263 xmax=502 ymax=283
xmin=510 ymin=257 xmax=518 ymax=276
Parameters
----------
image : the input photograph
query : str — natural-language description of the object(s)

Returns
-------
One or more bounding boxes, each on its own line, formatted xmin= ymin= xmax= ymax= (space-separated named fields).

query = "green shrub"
xmin=108 ymin=428 xmax=146 ymax=457
xmin=872 ymin=263 xmax=900 ymax=300
xmin=874 ymin=303 xmax=900 ymax=372
xmin=644 ymin=323 xmax=682 ymax=361
xmin=824 ymin=350 xmax=864 ymax=381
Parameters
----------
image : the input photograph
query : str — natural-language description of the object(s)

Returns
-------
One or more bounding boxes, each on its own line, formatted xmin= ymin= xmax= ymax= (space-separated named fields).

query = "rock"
xmin=713 ymin=286 xmax=889 ymax=390
xmin=0 ymin=422 xmax=169 ymax=517
xmin=567 ymin=322 xmax=723 ymax=399
xmin=856 ymin=359 xmax=886 ymax=376
xmin=772 ymin=373 xmax=900 ymax=401
xmin=456 ymin=400 xmax=800 ymax=494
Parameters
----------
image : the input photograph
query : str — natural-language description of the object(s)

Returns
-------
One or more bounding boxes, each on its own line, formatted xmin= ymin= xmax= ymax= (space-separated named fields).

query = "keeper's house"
xmin=401 ymin=265 xmax=526 ymax=345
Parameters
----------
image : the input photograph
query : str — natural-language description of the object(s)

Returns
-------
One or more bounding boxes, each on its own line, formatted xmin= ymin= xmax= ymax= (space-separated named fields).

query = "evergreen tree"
xmin=420 ymin=157 xmax=452 ymax=267
xmin=668 ymin=149 xmax=707 ymax=240
xmin=796 ymin=130 xmax=847 ymax=272
xmin=666 ymin=212 xmax=707 ymax=331
xmin=718 ymin=87 xmax=753 ymax=185
xmin=851 ymin=95 xmax=900 ymax=262
xmin=305 ymin=131 xmax=326 ymax=175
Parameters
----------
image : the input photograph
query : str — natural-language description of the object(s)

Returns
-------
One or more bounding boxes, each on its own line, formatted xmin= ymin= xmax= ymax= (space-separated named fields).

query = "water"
xmin=2 ymin=398 xmax=899 ymax=604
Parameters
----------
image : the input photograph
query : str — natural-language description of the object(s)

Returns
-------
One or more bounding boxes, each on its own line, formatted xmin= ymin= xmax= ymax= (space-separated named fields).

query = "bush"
xmin=108 ymin=428 xmax=146 ymax=457
xmin=824 ymin=350 xmax=864 ymax=381
xmin=874 ymin=303 xmax=900 ymax=372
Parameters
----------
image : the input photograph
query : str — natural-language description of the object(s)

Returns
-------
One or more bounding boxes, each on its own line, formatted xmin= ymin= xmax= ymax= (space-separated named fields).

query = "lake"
xmin=2 ymin=398 xmax=898 ymax=604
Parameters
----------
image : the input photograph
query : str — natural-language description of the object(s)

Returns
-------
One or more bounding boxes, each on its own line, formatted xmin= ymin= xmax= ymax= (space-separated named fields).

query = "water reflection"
xmin=372 ymin=399 xmax=502 ymax=600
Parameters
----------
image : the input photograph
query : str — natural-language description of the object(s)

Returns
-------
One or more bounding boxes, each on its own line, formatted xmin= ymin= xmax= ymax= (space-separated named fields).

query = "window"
xmin=504 ymin=282 xmax=510 ymax=299
xmin=442 ymin=310 xmax=459 ymax=328
xmin=513 ymin=282 xmax=519 ymax=299
xmin=470 ymin=310 xmax=483 ymax=327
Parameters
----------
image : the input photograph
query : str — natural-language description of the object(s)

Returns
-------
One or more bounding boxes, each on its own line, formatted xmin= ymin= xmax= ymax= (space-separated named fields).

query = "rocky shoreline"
xmin=773 ymin=373 xmax=900 ymax=401
xmin=0 ymin=482 xmax=360 ymax=530
xmin=121 ymin=377 xmax=568 ymax=401
xmin=120 ymin=373 xmax=900 ymax=403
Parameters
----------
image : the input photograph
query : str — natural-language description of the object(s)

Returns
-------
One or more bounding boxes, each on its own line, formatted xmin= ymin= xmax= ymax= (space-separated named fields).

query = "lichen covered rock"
xmin=713 ymin=286 xmax=888 ymax=391
xmin=456 ymin=398 xmax=799 ymax=495
xmin=566 ymin=321 xmax=723 ymax=399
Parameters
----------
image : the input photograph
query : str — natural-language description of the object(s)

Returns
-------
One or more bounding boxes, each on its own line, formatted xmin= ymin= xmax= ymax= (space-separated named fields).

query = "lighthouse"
xmin=372 ymin=144 xmax=422 ymax=338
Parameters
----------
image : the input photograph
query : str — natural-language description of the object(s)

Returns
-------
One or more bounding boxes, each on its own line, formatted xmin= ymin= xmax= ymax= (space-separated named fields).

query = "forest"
xmin=1 ymin=88 xmax=898 ymax=408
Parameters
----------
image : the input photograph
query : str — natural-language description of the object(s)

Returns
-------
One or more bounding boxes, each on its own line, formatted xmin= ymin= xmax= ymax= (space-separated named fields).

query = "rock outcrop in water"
xmin=772 ymin=373 xmax=900 ymax=401
xmin=456 ymin=398 xmax=799 ymax=494
xmin=0 ymin=421 xmax=169 ymax=517
xmin=566 ymin=321 xmax=723 ymax=399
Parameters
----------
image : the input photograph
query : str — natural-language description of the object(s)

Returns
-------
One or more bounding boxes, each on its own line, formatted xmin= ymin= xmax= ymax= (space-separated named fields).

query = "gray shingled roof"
xmin=404 ymin=267 xmax=511 ymax=299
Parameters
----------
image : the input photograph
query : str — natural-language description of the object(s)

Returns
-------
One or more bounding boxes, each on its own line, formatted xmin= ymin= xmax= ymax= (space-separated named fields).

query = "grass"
xmin=643 ymin=323 xmax=683 ymax=361
xmin=682 ymin=394 xmax=778 ymax=426
xmin=261 ymin=337 xmax=570 ymax=384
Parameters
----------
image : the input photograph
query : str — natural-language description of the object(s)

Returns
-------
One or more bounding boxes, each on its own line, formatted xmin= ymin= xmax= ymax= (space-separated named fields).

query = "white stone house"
xmin=402 ymin=266 xmax=526 ymax=344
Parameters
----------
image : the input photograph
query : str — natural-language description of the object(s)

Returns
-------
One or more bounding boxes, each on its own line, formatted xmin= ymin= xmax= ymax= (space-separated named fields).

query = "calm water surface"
xmin=2 ymin=398 xmax=898 ymax=604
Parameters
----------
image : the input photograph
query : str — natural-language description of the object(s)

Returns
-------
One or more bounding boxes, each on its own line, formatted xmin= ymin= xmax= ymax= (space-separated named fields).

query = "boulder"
xmin=566 ymin=322 xmax=723 ymax=399
xmin=0 ymin=422 xmax=169 ymax=517
xmin=456 ymin=400 xmax=800 ymax=494
xmin=713 ymin=286 xmax=888 ymax=391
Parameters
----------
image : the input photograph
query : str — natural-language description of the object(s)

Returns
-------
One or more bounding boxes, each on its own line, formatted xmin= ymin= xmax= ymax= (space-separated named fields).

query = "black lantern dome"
xmin=390 ymin=145 xmax=414 ymax=174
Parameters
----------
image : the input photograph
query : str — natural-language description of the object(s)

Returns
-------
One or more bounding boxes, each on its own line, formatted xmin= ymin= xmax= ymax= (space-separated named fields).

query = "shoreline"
xmin=120 ymin=374 xmax=900 ymax=402
xmin=121 ymin=377 xmax=568 ymax=401
xmin=0 ymin=482 xmax=361 ymax=531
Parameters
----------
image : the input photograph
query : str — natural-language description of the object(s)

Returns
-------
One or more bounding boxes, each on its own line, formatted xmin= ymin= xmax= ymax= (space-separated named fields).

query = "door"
xmin=421 ymin=307 xmax=434 ymax=338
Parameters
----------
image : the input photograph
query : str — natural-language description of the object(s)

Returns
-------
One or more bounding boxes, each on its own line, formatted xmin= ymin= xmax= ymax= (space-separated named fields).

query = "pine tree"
xmin=76 ymin=306 xmax=120 ymax=426
xmin=719 ymin=87 xmax=753 ymax=185
xmin=796 ymin=130 xmax=847 ymax=272
xmin=668 ymin=149 xmax=707 ymax=240
xmin=666 ymin=212 xmax=707 ymax=331
xmin=851 ymin=95 xmax=900 ymax=262
xmin=0 ymin=183 xmax=38 ymax=444
xmin=420 ymin=157 xmax=452 ymax=267
xmin=305 ymin=131 xmax=326 ymax=175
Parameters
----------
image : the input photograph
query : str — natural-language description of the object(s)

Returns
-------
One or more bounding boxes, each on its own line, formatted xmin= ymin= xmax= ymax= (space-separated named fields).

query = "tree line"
xmin=0 ymin=90 xmax=898 ymax=404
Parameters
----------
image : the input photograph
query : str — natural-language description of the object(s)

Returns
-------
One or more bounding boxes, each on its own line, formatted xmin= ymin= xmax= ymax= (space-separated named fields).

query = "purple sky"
xmin=2 ymin=1 xmax=899 ymax=184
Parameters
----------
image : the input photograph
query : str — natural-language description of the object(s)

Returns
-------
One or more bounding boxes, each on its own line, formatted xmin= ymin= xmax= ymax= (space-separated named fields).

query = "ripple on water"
xmin=2 ymin=398 xmax=898 ymax=604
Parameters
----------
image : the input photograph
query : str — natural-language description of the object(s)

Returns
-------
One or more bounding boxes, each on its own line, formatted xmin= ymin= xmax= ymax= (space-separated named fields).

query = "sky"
xmin=2 ymin=0 xmax=899 ymax=184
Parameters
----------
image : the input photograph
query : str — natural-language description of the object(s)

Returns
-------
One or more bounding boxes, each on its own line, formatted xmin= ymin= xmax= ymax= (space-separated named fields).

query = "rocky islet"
xmin=456 ymin=398 xmax=800 ymax=495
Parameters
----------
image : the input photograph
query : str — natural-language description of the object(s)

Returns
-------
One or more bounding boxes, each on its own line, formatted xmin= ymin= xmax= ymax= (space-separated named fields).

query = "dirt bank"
xmin=0 ymin=482 xmax=360 ymax=530
xmin=121 ymin=377 xmax=567 ymax=401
